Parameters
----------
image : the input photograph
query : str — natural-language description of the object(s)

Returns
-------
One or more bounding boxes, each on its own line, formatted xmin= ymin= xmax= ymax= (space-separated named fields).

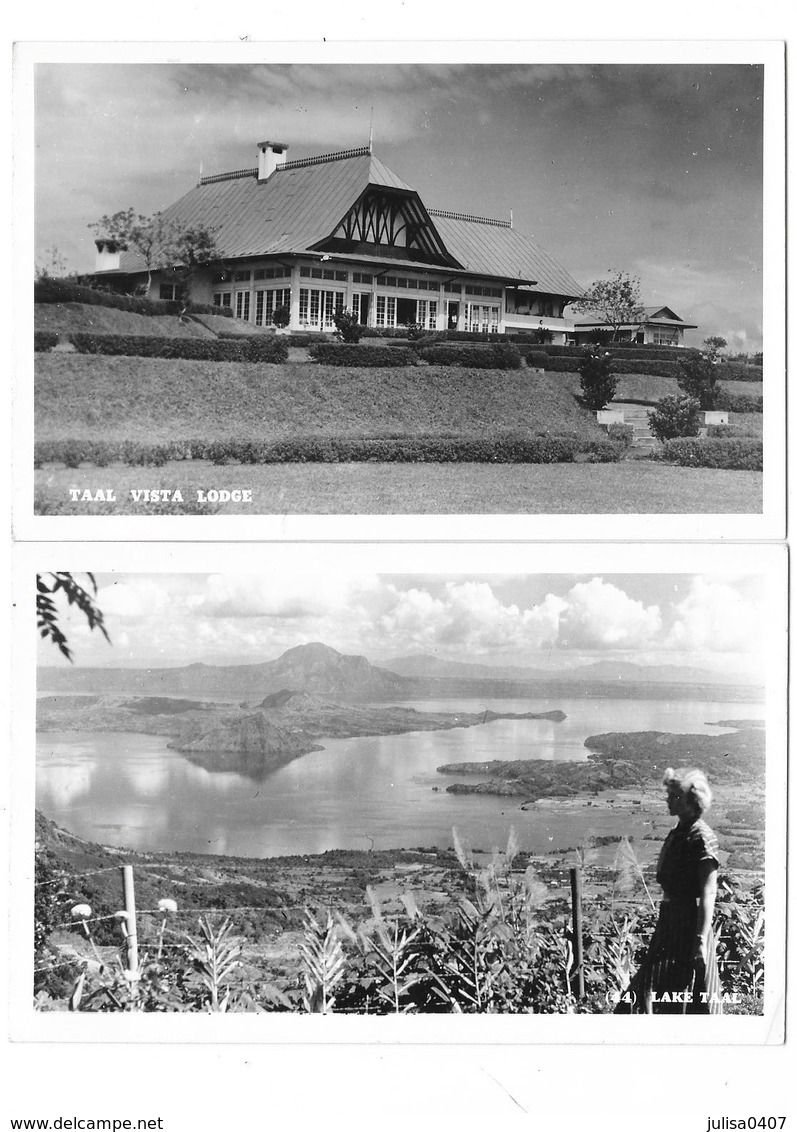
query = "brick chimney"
xmin=257 ymin=140 xmax=289 ymax=181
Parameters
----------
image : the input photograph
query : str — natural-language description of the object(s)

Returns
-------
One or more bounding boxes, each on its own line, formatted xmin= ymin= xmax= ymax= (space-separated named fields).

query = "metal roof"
xmin=572 ymin=304 xmax=697 ymax=329
xmin=116 ymin=148 xmax=584 ymax=296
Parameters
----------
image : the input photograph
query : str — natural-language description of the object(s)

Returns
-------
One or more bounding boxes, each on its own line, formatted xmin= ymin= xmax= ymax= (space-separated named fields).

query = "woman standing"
xmin=632 ymin=767 xmax=723 ymax=1014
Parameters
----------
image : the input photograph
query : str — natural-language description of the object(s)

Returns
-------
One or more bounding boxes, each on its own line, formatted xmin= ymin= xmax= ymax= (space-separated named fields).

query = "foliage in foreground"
xmin=35 ymin=834 xmax=765 ymax=1015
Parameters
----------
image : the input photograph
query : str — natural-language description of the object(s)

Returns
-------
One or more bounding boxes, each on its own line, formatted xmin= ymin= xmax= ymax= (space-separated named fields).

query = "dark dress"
xmin=632 ymin=817 xmax=722 ymax=1014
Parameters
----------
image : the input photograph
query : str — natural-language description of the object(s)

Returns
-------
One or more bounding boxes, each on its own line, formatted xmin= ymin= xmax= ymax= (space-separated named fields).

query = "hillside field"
xmin=35 ymin=355 xmax=607 ymax=443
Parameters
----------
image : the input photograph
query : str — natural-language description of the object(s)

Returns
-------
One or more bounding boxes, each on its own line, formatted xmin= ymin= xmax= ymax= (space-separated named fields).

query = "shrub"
xmin=718 ymin=362 xmax=763 ymax=383
xmin=677 ymin=349 xmax=724 ymax=409
xmin=34 ymin=277 xmax=234 ymax=318
xmin=578 ymin=347 xmax=617 ymax=409
xmin=285 ymin=332 xmax=334 ymax=348
xmin=417 ymin=343 xmax=523 ymax=370
xmin=309 ymin=343 xmax=416 ymax=367
xmin=67 ymin=333 xmax=288 ymax=363
xmin=656 ymin=437 xmax=762 ymax=471
xmin=716 ymin=392 xmax=763 ymax=414
xmin=271 ymin=303 xmax=291 ymax=330
xmin=34 ymin=331 xmax=59 ymax=352
xmin=606 ymin=422 xmax=635 ymax=449
xmin=578 ymin=439 xmax=629 ymax=463
xmin=333 ymin=309 xmax=364 ymax=344
xmin=610 ymin=358 xmax=683 ymax=379
xmin=647 ymin=395 xmax=702 ymax=441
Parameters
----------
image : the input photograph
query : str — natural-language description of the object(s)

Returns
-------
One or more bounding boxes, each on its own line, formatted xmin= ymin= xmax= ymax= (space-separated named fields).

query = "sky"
xmin=33 ymin=62 xmax=764 ymax=351
xmin=38 ymin=571 xmax=766 ymax=682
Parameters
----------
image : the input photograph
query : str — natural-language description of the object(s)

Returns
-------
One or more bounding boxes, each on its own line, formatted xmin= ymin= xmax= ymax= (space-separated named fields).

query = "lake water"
xmin=36 ymin=696 xmax=763 ymax=859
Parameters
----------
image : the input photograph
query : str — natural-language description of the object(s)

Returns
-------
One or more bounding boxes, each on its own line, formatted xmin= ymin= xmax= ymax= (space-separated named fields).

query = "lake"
xmin=36 ymin=695 xmax=763 ymax=859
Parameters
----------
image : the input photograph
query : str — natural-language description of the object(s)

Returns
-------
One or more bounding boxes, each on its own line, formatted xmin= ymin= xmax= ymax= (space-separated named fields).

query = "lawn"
xmin=35 ymin=355 xmax=604 ymax=443
xmin=34 ymin=459 xmax=763 ymax=515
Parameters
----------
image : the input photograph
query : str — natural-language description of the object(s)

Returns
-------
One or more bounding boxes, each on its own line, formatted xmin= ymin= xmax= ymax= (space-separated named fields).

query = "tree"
xmin=647 ymin=395 xmax=702 ymax=441
xmin=35 ymin=246 xmax=68 ymax=281
xmin=89 ymin=211 xmax=217 ymax=300
xmin=703 ymin=336 xmax=728 ymax=359
xmin=571 ymin=270 xmax=646 ymax=342
xmin=271 ymin=303 xmax=291 ymax=329
xmin=676 ymin=349 xmax=724 ymax=410
xmin=36 ymin=573 xmax=110 ymax=662
xmin=578 ymin=347 xmax=617 ymax=410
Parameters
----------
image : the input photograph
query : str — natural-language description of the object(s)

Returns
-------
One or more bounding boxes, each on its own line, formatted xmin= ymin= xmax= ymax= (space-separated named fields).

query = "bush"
xmin=67 ymin=333 xmax=288 ymax=363
xmin=271 ymin=304 xmax=291 ymax=330
xmin=606 ymin=422 xmax=635 ymax=449
xmin=647 ymin=395 xmax=702 ymax=441
xmin=610 ymin=357 xmax=682 ymax=378
xmin=717 ymin=392 xmax=763 ymax=414
xmin=578 ymin=439 xmax=629 ymax=463
xmin=309 ymin=343 xmax=416 ymax=367
xmin=677 ymin=349 xmax=724 ymax=409
xmin=36 ymin=433 xmax=586 ymax=467
xmin=578 ymin=347 xmax=617 ymax=409
xmin=34 ymin=330 xmax=59 ymax=352
xmin=418 ymin=343 xmax=523 ymax=370
xmin=718 ymin=362 xmax=763 ymax=383
xmin=34 ymin=277 xmax=234 ymax=318
xmin=513 ymin=347 xmax=551 ymax=369
xmin=333 ymin=309 xmax=365 ymax=344
xmin=285 ymin=332 xmax=334 ymax=347
xmin=656 ymin=437 xmax=763 ymax=471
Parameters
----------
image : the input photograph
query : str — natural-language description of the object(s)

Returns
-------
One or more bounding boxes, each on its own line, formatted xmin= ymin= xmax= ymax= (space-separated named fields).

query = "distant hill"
xmin=38 ymin=642 xmax=412 ymax=703
xmin=382 ymin=654 xmax=756 ymax=687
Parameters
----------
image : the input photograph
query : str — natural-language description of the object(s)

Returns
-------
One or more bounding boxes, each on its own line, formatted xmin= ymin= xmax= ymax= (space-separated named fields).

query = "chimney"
xmin=257 ymin=140 xmax=289 ymax=181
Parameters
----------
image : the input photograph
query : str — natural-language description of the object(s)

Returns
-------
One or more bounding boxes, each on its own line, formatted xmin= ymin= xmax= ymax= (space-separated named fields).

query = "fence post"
xmin=569 ymin=866 xmax=585 ymax=999
xmin=121 ymin=865 xmax=139 ymax=980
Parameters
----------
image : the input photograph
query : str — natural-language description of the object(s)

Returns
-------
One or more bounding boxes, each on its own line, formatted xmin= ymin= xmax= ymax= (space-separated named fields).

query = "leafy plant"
xmin=647 ymin=394 xmax=702 ymax=441
xmin=271 ymin=303 xmax=290 ymax=329
xmin=333 ymin=308 xmax=365 ymax=344
xmin=578 ymin=347 xmax=617 ymax=409
xmin=570 ymin=270 xmax=646 ymax=341
xmin=300 ymin=910 xmax=347 ymax=1013
xmin=677 ymin=349 xmax=724 ymax=409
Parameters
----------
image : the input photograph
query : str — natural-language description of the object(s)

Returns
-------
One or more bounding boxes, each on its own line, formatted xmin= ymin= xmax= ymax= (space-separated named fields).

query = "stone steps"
xmin=607 ymin=403 xmax=658 ymax=449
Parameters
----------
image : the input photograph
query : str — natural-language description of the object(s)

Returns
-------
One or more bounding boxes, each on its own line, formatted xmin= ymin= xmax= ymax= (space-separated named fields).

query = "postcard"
xmin=10 ymin=540 xmax=787 ymax=1044
xmin=12 ymin=41 xmax=786 ymax=541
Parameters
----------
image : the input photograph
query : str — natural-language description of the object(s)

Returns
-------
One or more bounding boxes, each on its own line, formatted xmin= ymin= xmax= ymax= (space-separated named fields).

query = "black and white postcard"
xmin=13 ymin=42 xmax=785 ymax=541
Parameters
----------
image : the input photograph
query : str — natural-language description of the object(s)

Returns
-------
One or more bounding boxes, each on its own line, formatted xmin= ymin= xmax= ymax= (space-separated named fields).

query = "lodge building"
xmin=93 ymin=139 xmax=587 ymax=342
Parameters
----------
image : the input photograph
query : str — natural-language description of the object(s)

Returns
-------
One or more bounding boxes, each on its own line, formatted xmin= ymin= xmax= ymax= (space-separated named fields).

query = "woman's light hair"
xmin=663 ymin=766 xmax=712 ymax=814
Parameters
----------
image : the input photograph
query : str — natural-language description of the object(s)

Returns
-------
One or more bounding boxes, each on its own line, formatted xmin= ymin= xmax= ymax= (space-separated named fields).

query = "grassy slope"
xmin=34 ymin=302 xmax=218 ymax=339
xmin=35 ymin=355 xmax=605 ymax=443
xmin=34 ymin=459 xmax=763 ymax=514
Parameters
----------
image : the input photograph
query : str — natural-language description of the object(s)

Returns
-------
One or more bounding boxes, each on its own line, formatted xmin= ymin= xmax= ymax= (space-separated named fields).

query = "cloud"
xmin=556 ymin=578 xmax=662 ymax=649
xmin=665 ymin=578 xmax=761 ymax=653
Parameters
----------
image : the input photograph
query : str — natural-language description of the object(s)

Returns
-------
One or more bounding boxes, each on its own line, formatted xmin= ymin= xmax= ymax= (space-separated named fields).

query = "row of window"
xmin=465 ymin=285 xmax=503 ymax=298
xmin=299 ymin=267 xmax=349 ymax=281
xmin=214 ymin=286 xmax=500 ymax=334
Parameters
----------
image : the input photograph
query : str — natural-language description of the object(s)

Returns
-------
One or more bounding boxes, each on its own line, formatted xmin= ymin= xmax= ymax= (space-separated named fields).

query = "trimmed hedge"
xmin=360 ymin=326 xmax=423 ymax=339
xmin=34 ymin=330 xmax=59 ymax=352
xmin=34 ymin=277 xmax=234 ymax=318
xmin=417 ymin=343 xmax=523 ymax=369
xmin=716 ymin=392 xmax=763 ymax=414
xmin=656 ymin=437 xmax=762 ymax=471
xmin=35 ymin=433 xmax=591 ymax=467
xmin=67 ymin=332 xmax=288 ymax=363
xmin=309 ymin=343 xmax=417 ymax=367
xmin=718 ymin=362 xmax=763 ymax=383
xmin=286 ymin=332 xmax=334 ymax=347
xmin=540 ymin=343 xmax=683 ymax=362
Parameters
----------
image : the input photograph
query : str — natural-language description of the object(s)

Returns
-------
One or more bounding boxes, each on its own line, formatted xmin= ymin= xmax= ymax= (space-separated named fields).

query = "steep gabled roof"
xmin=115 ymin=146 xmax=583 ymax=296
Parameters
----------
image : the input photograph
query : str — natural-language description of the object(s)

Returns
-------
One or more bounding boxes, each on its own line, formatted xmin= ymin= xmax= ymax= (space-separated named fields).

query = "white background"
xmin=5 ymin=6 xmax=796 ymax=1131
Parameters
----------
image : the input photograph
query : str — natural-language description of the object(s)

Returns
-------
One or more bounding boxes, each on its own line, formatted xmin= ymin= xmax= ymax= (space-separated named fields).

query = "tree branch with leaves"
xmin=570 ymin=269 xmax=646 ymax=341
xmin=37 ymin=573 xmax=111 ymax=662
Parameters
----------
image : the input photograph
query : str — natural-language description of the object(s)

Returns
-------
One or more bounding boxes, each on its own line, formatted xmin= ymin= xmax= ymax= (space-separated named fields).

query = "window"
xmin=416 ymin=300 xmax=438 ymax=330
xmin=298 ymin=288 xmax=345 ymax=329
xmin=255 ymin=287 xmax=291 ymax=326
xmin=353 ymin=272 xmax=373 ymax=285
xmin=375 ymin=295 xmax=397 ymax=328
xmin=653 ymin=329 xmax=678 ymax=346
xmin=234 ymin=270 xmax=251 ymax=283
xmin=159 ymin=282 xmax=179 ymax=301
xmin=235 ymin=290 xmax=251 ymax=321
xmin=213 ymin=291 xmax=232 ymax=308
xmin=465 ymin=303 xmax=500 ymax=333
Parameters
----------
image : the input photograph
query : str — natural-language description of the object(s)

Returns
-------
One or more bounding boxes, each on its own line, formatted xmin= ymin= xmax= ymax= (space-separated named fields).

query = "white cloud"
xmin=556 ymin=578 xmax=662 ymax=649
xmin=666 ymin=578 xmax=761 ymax=653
